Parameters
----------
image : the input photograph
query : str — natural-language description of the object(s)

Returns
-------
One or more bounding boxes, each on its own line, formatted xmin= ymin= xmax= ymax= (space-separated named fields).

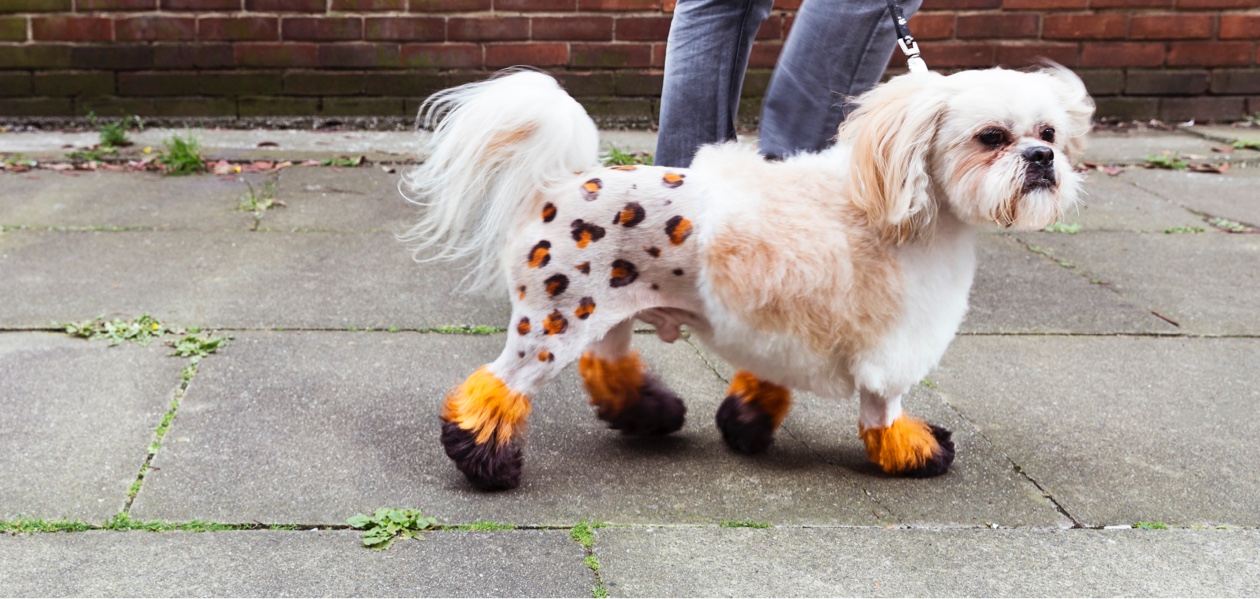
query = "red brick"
xmin=1175 ymin=0 xmax=1258 ymax=7
xmin=448 ymin=17 xmax=529 ymax=41
xmin=0 ymin=45 xmax=72 ymax=69
xmin=1002 ymin=0 xmax=1087 ymax=9
xmin=662 ymin=0 xmax=676 ymax=11
xmin=1042 ymin=14 xmax=1128 ymax=40
xmin=0 ymin=97 xmax=74 ymax=116
xmin=283 ymin=71 xmax=364 ymax=95
xmin=577 ymin=0 xmax=661 ymax=10
xmin=1089 ymin=0 xmax=1171 ymax=7
xmin=116 ymin=17 xmax=196 ymax=41
xmin=364 ymin=17 xmax=445 ymax=41
xmin=199 ymin=17 xmax=279 ymax=41
xmin=153 ymin=43 xmax=232 ymax=68
xmin=409 ymin=0 xmax=491 ymax=10
xmin=318 ymin=43 xmax=401 ymax=67
xmin=615 ymin=16 xmax=670 ymax=41
xmin=748 ymin=42 xmax=781 ymax=68
xmin=532 ymin=16 xmax=613 ymax=41
xmin=0 ymin=17 xmax=26 ymax=42
xmin=1210 ymin=68 xmax=1260 ymax=94
xmin=1130 ymin=13 xmax=1215 ymax=39
xmin=71 ymin=44 xmax=152 ymax=69
xmin=244 ymin=0 xmax=324 ymax=11
xmin=1126 ymin=69 xmax=1209 ymax=94
xmin=32 ymin=71 xmax=115 ymax=96
xmin=555 ymin=71 xmax=615 ymax=95
xmin=570 ymin=42 xmax=651 ymax=67
xmin=956 ymin=13 xmax=1039 ymax=39
xmin=76 ymin=0 xmax=155 ymax=9
xmin=920 ymin=0 xmax=1000 ymax=9
xmin=239 ymin=96 xmax=320 ymax=116
xmin=496 ymin=0 xmax=576 ymax=9
xmin=234 ymin=42 xmax=319 ymax=67
xmin=909 ymin=13 xmax=955 ymax=40
xmin=485 ymin=42 xmax=568 ymax=67
xmin=1159 ymin=96 xmax=1246 ymax=121
xmin=757 ymin=15 xmax=783 ymax=40
xmin=1080 ymin=42 xmax=1164 ymax=67
xmin=1168 ymin=41 xmax=1254 ymax=66
xmin=401 ymin=43 xmax=482 ymax=68
xmin=771 ymin=0 xmax=800 ymax=9
xmin=1220 ymin=14 xmax=1260 ymax=39
xmin=33 ymin=17 xmax=112 ymax=42
xmin=651 ymin=41 xmax=665 ymax=67
xmin=118 ymin=72 xmax=201 ymax=96
xmin=283 ymin=18 xmax=362 ymax=41
xmin=332 ymin=0 xmax=407 ymax=10
xmin=913 ymin=42 xmax=996 ymax=67
xmin=162 ymin=0 xmax=241 ymax=10
xmin=0 ymin=72 xmax=32 ymax=96
xmin=996 ymin=42 xmax=1080 ymax=67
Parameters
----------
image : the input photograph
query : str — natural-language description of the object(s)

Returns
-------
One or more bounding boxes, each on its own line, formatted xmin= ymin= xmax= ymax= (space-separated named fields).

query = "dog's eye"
xmin=978 ymin=129 xmax=1007 ymax=147
xmin=1040 ymin=127 xmax=1056 ymax=143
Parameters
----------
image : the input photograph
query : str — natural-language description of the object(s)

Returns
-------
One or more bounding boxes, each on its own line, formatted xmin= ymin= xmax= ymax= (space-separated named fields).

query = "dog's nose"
xmin=1023 ymin=146 xmax=1054 ymax=167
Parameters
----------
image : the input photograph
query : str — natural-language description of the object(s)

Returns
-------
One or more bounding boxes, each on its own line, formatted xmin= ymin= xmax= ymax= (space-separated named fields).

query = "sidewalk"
xmin=2 ymin=125 xmax=1259 ymax=596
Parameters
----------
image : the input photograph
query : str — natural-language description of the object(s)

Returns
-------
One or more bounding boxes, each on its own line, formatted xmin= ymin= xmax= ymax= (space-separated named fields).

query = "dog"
xmin=401 ymin=66 xmax=1094 ymax=491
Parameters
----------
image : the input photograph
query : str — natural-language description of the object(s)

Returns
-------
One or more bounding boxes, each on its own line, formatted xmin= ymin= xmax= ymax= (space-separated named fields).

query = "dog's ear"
xmin=838 ymin=72 xmax=948 ymax=244
xmin=1039 ymin=63 xmax=1095 ymax=163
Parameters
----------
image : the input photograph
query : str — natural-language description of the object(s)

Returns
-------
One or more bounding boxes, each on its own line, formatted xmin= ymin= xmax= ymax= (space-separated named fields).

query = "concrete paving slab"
xmin=1124 ymin=166 xmax=1260 ymax=228
xmin=932 ymin=336 xmax=1260 ymax=527
xmin=1016 ymin=231 xmax=1260 ymax=335
xmin=595 ymin=527 xmax=1260 ymax=597
xmin=132 ymin=332 xmax=901 ymax=526
xmin=1187 ymin=124 xmax=1260 ymax=147
xmin=0 ymin=333 xmax=184 ymax=522
xmin=0 ymin=530 xmax=591 ymax=597
xmin=1085 ymin=129 xmax=1234 ymax=165
xmin=263 ymin=166 xmax=415 ymax=233
xmin=0 ymin=171 xmax=270 ymax=231
xmin=1066 ymin=171 xmax=1205 ymax=232
xmin=0 ymin=230 xmax=511 ymax=329
xmin=963 ymin=234 xmax=1175 ymax=335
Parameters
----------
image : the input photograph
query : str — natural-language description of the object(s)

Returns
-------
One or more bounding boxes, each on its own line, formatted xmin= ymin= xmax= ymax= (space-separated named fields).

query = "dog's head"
xmin=838 ymin=66 xmax=1095 ymax=242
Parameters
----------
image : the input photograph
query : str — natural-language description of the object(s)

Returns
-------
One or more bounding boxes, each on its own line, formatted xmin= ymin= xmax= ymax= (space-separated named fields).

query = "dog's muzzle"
xmin=1021 ymin=145 xmax=1057 ymax=191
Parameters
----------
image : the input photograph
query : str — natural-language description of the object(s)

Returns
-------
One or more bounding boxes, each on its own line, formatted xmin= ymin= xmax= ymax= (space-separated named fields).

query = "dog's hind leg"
xmin=715 ymin=371 xmax=793 ymax=454
xmin=857 ymin=389 xmax=955 ymax=477
xmin=578 ymin=319 xmax=687 ymax=435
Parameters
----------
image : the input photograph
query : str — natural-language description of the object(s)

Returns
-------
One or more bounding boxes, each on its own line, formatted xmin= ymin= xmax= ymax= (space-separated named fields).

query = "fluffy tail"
xmin=399 ymin=70 xmax=600 ymax=292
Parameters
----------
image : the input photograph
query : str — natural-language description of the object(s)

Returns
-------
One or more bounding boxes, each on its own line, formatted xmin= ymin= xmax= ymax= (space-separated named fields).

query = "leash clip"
xmin=887 ymin=0 xmax=929 ymax=74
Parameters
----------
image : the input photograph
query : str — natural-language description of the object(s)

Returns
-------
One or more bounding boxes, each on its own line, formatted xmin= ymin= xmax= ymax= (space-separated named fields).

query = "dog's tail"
xmin=399 ymin=70 xmax=600 ymax=292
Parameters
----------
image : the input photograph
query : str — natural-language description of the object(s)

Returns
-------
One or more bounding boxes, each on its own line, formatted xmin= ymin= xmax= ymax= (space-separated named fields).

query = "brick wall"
xmin=0 ymin=0 xmax=1257 ymax=125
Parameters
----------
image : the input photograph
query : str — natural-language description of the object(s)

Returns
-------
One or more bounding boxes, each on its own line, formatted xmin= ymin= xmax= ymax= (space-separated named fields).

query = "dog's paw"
xmin=602 ymin=374 xmax=686 ymax=436
xmin=440 ymin=420 xmax=523 ymax=491
xmin=715 ymin=394 xmax=777 ymax=454
xmin=860 ymin=417 xmax=955 ymax=477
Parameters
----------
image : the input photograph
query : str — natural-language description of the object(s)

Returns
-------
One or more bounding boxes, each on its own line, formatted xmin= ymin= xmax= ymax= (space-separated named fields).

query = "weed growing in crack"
xmin=1163 ymin=226 xmax=1206 ymax=234
xmin=601 ymin=145 xmax=654 ymax=167
xmin=1134 ymin=521 xmax=1169 ymax=530
xmin=0 ymin=518 xmax=93 ymax=534
xmin=452 ymin=521 xmax=515 ymax=531
xmin=104 ymin=513 xmax=259 ymax=532
xmin=158 ymin=133 xmax=206 ymax=176
xmin=427 ymin=325 xmax=506 ymax=335
xmin=60 ymin=314 xmax=169 ymax=346
xmin=1232 ymin=139 xmax=1260 ymax=151
xmin=569 ymin=520 xmax=607 ymax=548
xmin=346 ymin=508 xmax=438 ymax=551
xmin=1207 ymin=216 xmax=1253 ymax=233
xmin=237 ymin=180 xmax=284 ymax=230
xmin=320 ymin=156 xmax=364 ymax=167
xmin=1144 ymin=152 xmax=1188 ymax=170
xmin=1043 ymin=221 xmax=1081 ymax=234
xmin=719 ymin=520 xmax=772 ymax=529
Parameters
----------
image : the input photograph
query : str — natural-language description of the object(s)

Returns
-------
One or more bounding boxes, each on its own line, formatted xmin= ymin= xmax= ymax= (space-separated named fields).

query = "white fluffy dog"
xmin=402 ymin=67 xmax=1094 ymax=491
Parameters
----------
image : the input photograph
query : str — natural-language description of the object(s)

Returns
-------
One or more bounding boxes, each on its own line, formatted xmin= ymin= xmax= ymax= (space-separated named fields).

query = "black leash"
xmin=886 ymin=0 xmax=928 ymax=73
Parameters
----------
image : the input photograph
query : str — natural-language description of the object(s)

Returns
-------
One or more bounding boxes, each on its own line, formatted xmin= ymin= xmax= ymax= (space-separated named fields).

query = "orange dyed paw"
xmin=716 ymin=371 xmax=792 ymax=454
xmin=579 ymin=351 xmax=685 ymax=436
xmin=859 ymin=415 xmax=955 ymax=477
xmin=440 ymin=366 xmax=531 ymax=491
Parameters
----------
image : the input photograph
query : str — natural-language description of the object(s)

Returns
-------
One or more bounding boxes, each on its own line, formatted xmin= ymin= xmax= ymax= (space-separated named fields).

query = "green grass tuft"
xmin=427 ymin=325 xmax=506 ymax=335
xmin=1134 ymin=521 xmax=1169 ymax=530
xmin=1144 ymin=152 xmax=1188 ymax=170
xmin=718 ymin=520 xmax=772 ymax=529
xmin=1043 ymin=221 xmax=1081 ymax=234
xmin=1163 ymin=226 xmax=1205 ymax=234
xmin=454 ymin=521 xmax=516 ymax=531
xmin=601 ymin=145 xmax=654 ymax=167
xmin=569 ymin=520 xmax=607 ymax=548
xmin=0 ymin=518 xmax=93 ymax=534
xmin=158 ymin=134 xmax=206 ymax=176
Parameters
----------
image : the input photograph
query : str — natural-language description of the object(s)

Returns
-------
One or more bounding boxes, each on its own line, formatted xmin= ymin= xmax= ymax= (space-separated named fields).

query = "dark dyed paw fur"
xmin=902 ymin=424 xmax=955 ymax=478
xmin=440 ymin=420 xmax=523 ymax=491
xmin=598 ymin=374 xmax=687 ymax=436
xmin=715 ymin=394 xmax=776 ymax=454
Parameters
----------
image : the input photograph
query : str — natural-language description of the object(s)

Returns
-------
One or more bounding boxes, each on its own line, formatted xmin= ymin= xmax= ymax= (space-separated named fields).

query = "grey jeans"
xmin=655 ymin=0 xmax=923 ymax=167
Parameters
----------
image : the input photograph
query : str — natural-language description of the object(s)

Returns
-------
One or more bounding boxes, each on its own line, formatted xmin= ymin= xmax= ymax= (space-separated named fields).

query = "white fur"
xmin=405 ymin=67 xmax=1094 ymax=435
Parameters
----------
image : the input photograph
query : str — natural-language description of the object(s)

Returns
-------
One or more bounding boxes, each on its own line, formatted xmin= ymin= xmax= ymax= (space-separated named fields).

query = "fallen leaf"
xmin=1186 ymin=162 xmax=1229 ymax=174
xmin=257 ymin=141 xmax=280 ymax=147
xmin=1211 ymin=146 xmax=1235 ymax=153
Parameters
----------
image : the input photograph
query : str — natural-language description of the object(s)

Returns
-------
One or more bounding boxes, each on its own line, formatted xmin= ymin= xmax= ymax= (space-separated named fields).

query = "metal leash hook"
xmin=886 ymin=0 xmax=928 ymax=74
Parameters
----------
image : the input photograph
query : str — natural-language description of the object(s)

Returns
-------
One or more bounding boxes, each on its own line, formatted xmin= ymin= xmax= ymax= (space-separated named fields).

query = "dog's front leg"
xmin=715 ymin=371 xmax=793 ymax=454
xmin=857 ymin=389 xmax=955 ymax=477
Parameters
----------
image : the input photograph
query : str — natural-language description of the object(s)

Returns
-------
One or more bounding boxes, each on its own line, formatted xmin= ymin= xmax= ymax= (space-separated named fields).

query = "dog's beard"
xmin=941 ymin=149 xmax=1077 ymax=230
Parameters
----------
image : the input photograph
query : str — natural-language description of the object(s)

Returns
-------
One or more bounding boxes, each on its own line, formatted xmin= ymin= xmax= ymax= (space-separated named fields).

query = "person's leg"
xmin=655 ymin=0 xmax=774 ymax=168
xmin=759 ymin=0 xmax=924 ymax=159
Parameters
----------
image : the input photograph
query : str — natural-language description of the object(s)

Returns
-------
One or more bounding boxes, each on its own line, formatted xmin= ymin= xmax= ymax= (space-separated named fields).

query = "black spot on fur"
xmin=594 ymin=373 xmax=686 ymax=436
xmin=715 ymin=395 xmax=776 ymax=454
xmin=672 ymin=268 xmax=684 ymax=276
xmin=901 ymin=425 xmax=955 ymax=478
xmin=440 ymin=420 xmax=522 ymax=492
xmin=613 ymin=202 xmax=646 ymax=227
xmin=645 ymin=246 xmax=660 ymax=258
xmin=650 ymin=283 xmax=660 ymax=291
xmin=576 ymin=262 xmax=591 ymax=275
xmin=610 ymin=259 xmax=639 ymax=288
xmin=527 ymin=240 xmax=551 ymax=268
xmin=518 ymin=351 xmax=526 ymax=358
xmin=581 ymin=178 xmax=602 ymax=201
xmin=541 ymin=202 xmax=557 ymax=223
xmin=570 ymin=219 xmax=606 ymax=247
xmin=544 ymin=273 xmax=569 ymax=297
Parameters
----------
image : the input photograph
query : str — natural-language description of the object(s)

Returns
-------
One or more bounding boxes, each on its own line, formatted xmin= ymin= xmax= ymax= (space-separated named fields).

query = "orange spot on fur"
xmin=441 ymin=366 xmax=530 ymax=446
xmin=583 ymin=180 xmax=601 ymax=192
xmin=528 ymin=241 xmax=551 ymax=268
xmin=574 ymin=296 xmax=596 ymax=319
xmin=662 ymin=172 xmax=685 ymax=188
xmin=516 ymin=317 xmax=531 ymax=335
xmin=610 ymin=165 xmax=637 ymax=171
xmin=541 ymin=202 xmax=557 ymax=223
xmin=542 ymin=310 xmax=568 ymax=335
xmin=518 ymin=285 xmax=527 ymax=300
xmin=727 ymin=371 xmax=792 ymax=429
xmin=579 ymin=351 xmax=644 ymax=420
xmin=576 ymin=230 xmax=593 ymax=248
xmin=859 ymin=415 xmax=942 ymax=474
xmin=665 ymin=216 xmax=692 ymax=245
xmin=537 ymin=350 xmax=553 ymax=362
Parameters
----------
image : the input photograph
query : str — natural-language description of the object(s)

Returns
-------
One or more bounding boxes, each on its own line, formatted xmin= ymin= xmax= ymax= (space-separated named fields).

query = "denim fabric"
xmin=655 ymin=0 xmax=923 ymax=167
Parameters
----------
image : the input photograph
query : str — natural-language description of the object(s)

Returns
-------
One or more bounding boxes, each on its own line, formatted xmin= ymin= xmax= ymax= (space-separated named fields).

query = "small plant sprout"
xmin=569 ymin=520 xmax=607 ymax=548
xmin=1134 ymin=521 xmax=1169 ymax=530
xmin=718 ymin=520 xmax=772 ymax=528
xmin=237 ymin=180 xmax=284 ymax=229
xmin=1044 ymin=221 xmax=1081 ymax=234
xmin=158 ymin=133 xmax=207 ymax=176
xmin=1144 ymin=152 xmax=1188 ymax=170
xmin=320 ymin=156 xmax=364 ymax=167
xmin=1231 ymin=139 xmax=1260 ymax=151
xmin=346 ymin=508 xmax=438 ymax=551
xmin=60 ymin=314 xmax=169 ymax=346
xmin=1207 ymin=216 xmax=1254 ymax=233
xmin=601 ymin=145 xmax=654 ymax=167
xmin=1163 ymin=226 xmax=1205 ymax=234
